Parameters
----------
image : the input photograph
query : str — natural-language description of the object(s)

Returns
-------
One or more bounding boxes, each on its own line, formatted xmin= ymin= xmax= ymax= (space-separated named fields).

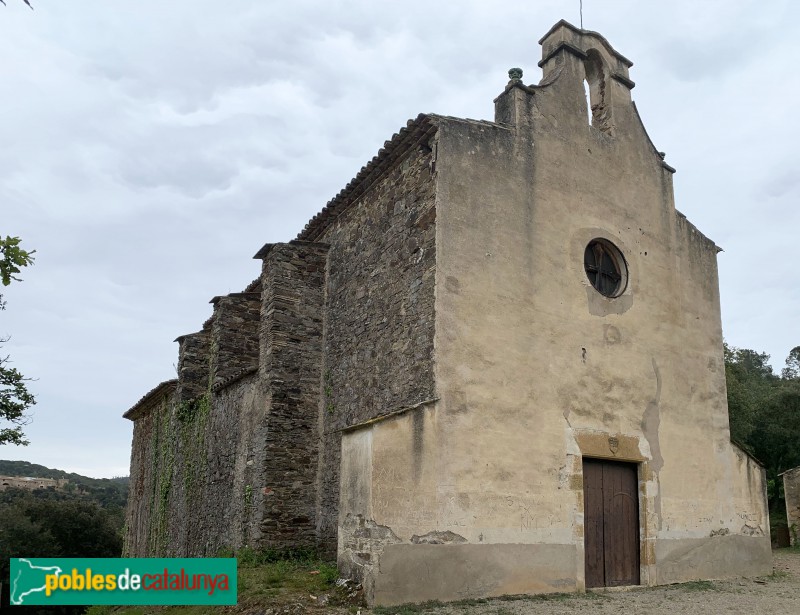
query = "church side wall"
xmin=124 ymin=404 xmax=161 ymax=557
xmin=200 ymin=374 xmax=266 ymax=555
xmin=125 ymin=375 xmax=268 ymax=557
xmin=318 ymin=144 xmax=437 ymax=553
xmin=649 ymin=214 xmax=771 ymax=584
xmin=124 ymin=394 xmax=183 ymax=557
xmin=126 ymin=142 xmax=436 ymax=558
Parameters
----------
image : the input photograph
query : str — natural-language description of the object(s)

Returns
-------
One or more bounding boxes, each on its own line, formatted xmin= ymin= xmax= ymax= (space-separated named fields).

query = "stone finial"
xmin=508 ymin=67 xmax=523 ymax=83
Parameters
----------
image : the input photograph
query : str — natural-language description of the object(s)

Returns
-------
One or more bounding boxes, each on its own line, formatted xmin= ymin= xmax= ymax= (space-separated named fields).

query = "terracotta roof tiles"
xmin=123 ymin=379 xmax=178 ymax=421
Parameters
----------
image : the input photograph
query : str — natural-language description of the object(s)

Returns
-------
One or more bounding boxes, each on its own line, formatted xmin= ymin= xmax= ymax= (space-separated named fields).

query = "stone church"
xmin=124 ymin=20 xmax=771 ymax=605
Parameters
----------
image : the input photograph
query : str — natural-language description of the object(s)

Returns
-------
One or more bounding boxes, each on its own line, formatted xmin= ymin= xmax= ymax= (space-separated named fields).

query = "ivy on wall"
xmin=148 ymin=398 xmax=174 ymax=556
xmin=144 ymin=390 xmax=211 ymax=556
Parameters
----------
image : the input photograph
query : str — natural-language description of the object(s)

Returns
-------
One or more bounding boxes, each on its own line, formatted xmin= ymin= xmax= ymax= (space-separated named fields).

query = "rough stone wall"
xmin=125 ymin=372 xmax=269 ymax=557
xmin=314 ymin=145 xmax=437 ymax=553
xmin=176 ymin=330 xmax=210 ymax=402
xmin=124 ymin=403 xmax=160 ymax=556
xmin=132 ymin=396 xmax=179 ymax=556
xmin=123 ymin=400 xmax=154 ymax=555
xmin=210 ymin=293 xmax=260 ymax=387
xmin=125 ymin=239 xmax=331 ymax=556
xmin=785 ymin=467 xmax=800 ymax=545
xmin=200 ymin=373 xmax=266 ymax=554
xmin=125 ymin=118 xmax=436 ymax=560
xmin=258 ymin=241 xmax=329 ymax=549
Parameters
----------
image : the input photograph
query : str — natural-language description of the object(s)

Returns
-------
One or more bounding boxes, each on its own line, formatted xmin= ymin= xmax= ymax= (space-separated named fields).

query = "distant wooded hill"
xmin=0 ymin=460 xmax=129 ymax=610
xmin=0 ymin=459 xmax=129 ymax=508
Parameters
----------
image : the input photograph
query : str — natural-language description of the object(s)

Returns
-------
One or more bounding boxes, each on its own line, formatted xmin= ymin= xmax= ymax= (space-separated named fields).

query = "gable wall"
xmin=339 ymin=29 xmax=770 ymax=604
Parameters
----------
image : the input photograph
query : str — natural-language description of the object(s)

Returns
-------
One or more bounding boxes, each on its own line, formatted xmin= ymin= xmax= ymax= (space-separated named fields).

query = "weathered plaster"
xmin=374 ymin=544 xmax=576 ymax=606
xmin=336 ymin=19 xmax=770 ymax=604
xmin=654 ymin=535 xmax=771 ymax=584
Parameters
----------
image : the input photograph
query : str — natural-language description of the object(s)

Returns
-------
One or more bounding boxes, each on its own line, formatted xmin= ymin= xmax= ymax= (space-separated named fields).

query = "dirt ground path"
xmin=248 ymin=550 xmax=800 ymax=615
xmin=427 ymin=549 xmax=800 ymax=615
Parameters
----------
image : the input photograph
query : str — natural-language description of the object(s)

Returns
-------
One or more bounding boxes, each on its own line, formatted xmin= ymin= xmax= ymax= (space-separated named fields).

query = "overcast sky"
xmin=1 ymin=0 xmax=798 ymax=478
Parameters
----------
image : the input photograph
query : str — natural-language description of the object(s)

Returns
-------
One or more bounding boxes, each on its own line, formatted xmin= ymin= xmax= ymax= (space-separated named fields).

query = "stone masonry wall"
xmin=176 ymin=329 xmax=211 ymax=402
xmin=210 ymin=293 xmax=261 ymax=387
xmin=124 ymin=401 xmax=162 ymax=556
xmin=126 ymin=370 xmax=268 ymax=557
xmin=153 ymin=293 xmax=262 ymax=555
xmin=199 ymin=373 xmax=266 ymax=554
xmin=129 ymin=394 xmax=183 ymax=556
xmin=785 ymin=467 xmax=800 ymax=546
xmin=258 ymin=241 xmax=329 ymax=549
xmin=314 ymin=144 xmax=437 ymax=552
xmin=126 ymin=130 xmax=436 ymax=558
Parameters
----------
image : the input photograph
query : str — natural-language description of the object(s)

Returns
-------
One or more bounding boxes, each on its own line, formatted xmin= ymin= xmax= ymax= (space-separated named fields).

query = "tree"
xmin=725 ymin=343 xmax=800 ymax=514
xmin=782 ymin=346 xmax=800 ymax=380
xmin=0 ymin=236 xmax=34 ymax=288
xmin=0 ymin=236 xmax=35 ymax=446
xmin=724 ymin=342 xmax=774 ymax=446
xmin=0 ymin=498 xmax=59 ymax=608
xmin=0 ymin=490 xmax=123 ymax=611
xmin=24 ymin=499 xmax=123 ymax=558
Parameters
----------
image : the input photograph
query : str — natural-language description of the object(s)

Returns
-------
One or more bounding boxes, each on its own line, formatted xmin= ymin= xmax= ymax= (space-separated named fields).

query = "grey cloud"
xmin=1 ymin=0 xmax=799 ymax=477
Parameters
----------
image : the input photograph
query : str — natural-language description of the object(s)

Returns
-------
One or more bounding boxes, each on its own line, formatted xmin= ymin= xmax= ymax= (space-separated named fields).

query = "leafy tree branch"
xmin=0 ymin=235 xmax=36 ymax=446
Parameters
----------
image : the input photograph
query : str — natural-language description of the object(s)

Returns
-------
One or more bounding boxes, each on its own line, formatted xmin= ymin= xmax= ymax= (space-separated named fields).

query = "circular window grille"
xmin=584 ymin=239 xmax=627 ymax=298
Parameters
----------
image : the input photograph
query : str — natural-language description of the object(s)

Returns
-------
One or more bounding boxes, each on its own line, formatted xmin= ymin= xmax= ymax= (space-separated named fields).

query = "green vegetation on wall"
xmin=146 ymin=388 xmax=211 ymax=556
xmin=148 ymin=398 xmax=174 ymax=556
xmin=178 ymin=393 xmax=210 ymax=496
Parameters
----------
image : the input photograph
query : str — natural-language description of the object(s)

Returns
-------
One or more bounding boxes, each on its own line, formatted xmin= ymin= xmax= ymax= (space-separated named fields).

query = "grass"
xmin=85 ymin=549 xmax=340 ymax=615
xmin=765 ymin=569 xmax=790 ymax=581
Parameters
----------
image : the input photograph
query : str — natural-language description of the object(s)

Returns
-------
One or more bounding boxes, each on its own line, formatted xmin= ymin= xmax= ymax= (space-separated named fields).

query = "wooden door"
xmin=583 ymin=458 xmax=640 ymax=588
